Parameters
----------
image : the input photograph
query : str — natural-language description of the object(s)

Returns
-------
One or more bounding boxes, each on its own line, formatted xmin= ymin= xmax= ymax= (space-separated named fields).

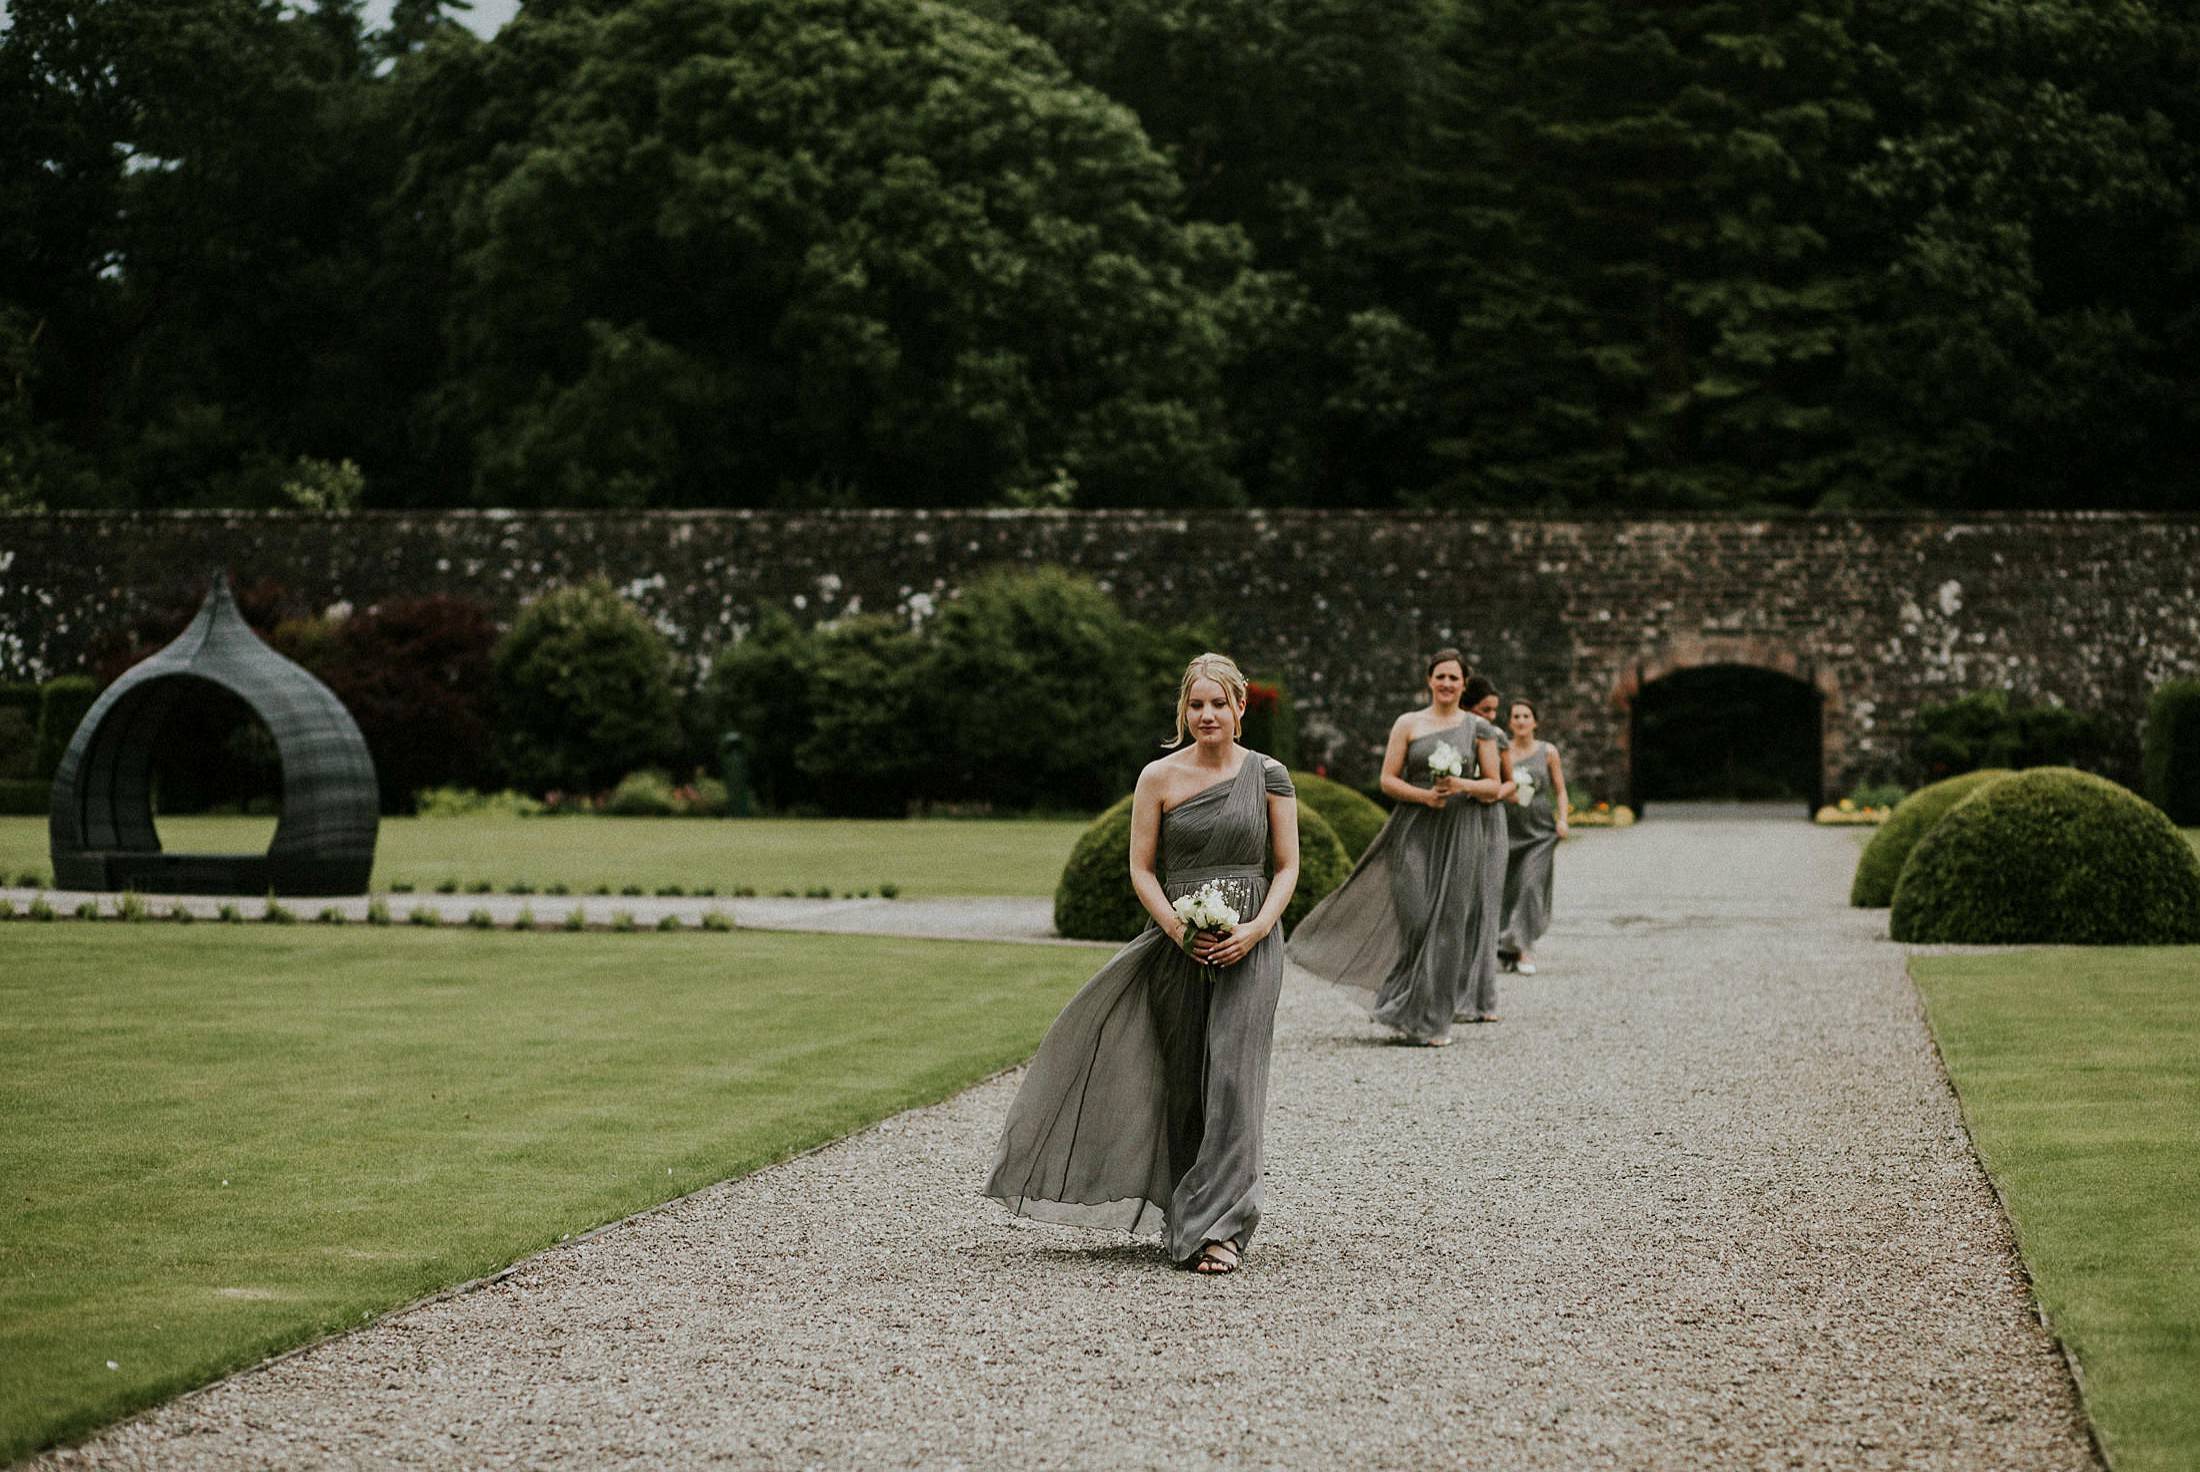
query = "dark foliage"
xmin=2142 ymin=681 xmax=2200 ymax=826
xmin=321 ymin=594 xmax=499 ymax=812
xmin=3 ymin=0 xmax=2196 ymax=512
xmin=491 ymin=577 xmax=679 ymax=794
xmin=1911 ymin=690 xmax=2116 ymax=781
xmin=1240 ymin=682 xmax=1299 ymax=771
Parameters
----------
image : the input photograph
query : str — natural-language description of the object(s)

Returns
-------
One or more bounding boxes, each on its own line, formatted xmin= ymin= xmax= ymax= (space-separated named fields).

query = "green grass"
xmin=0 ymin=925 xmax=1095 ymax=1461
xmin=1913 ymin=948 xmax=2200 ymax=1472
xmin=0 ymin=814 xmax=1088 ymax=898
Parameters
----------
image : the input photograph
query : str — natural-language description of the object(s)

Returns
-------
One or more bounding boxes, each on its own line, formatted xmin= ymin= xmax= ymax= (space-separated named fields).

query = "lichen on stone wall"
xmin=1 ymin=509 xmax=2196 ymax=801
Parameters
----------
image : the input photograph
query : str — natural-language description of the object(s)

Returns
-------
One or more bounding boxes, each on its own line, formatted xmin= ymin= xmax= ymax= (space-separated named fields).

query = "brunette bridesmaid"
xmin=1288 ymin=650 xmax=1505 ymax=1044
xmin=985 ymin=654 xmax=1300 ymax=1276
xmin=1498 ymin=698 xmax=1567 ymax=973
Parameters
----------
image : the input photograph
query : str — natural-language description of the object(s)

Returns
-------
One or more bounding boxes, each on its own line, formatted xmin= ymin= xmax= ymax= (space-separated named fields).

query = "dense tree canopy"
xmin=2 ymin=0 xmax=2195 ymax=512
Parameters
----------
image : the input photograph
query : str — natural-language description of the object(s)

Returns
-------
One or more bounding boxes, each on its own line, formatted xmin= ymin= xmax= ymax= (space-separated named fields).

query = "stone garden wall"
xmin=3 ymin=509 xmax=2197 ymax=803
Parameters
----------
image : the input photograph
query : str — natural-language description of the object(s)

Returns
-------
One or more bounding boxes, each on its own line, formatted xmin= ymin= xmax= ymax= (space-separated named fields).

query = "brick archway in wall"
xmin=1610 ymin=637 xmax=1842 ymax=813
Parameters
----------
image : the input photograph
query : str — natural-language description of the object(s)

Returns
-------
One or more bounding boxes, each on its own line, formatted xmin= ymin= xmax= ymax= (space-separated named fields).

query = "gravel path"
xmin=37 ymin=820 xmax=2096 ymax=1470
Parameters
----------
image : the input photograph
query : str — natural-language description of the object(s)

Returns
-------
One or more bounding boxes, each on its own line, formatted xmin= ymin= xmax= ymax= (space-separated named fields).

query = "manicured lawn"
xmin=0 ymin=814 xmax=1090 ymax=898
xmin=1913 ymin=948 xmax=2200 ymax=1472
xmin=0 ymin=925 xmax=1095 ymax=1461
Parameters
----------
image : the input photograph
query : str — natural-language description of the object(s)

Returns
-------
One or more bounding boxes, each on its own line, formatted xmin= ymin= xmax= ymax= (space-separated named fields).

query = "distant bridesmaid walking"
xmin=985 ymin=654 xmax=1300 ymax=1276
xmin=1458 ymin=675 xmax=1515 ymax=1022
xmin=1499 ymin=699 xmax=1568 ymax=974
xmin=1288 ymin=650 xmax=1506 ymax=1045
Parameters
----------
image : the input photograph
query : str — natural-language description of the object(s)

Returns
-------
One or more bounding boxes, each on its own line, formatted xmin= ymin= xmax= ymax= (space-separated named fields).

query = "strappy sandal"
xmin=1194 ymin=1239 xmax=1242 ymax=1275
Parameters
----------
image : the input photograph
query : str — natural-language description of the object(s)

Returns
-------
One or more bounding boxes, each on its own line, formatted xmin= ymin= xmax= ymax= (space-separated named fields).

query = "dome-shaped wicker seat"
xmin=48 ymin=576 xmax=378 ymax=896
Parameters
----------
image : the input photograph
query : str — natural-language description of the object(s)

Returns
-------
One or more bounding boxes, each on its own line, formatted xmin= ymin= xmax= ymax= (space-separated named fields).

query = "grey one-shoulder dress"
xmin=1287 ymin=719 xmax=1499 ymax=1041
xmin=1499 ymin=741 xmax=1558 ymax=959
xmin=985 ymin=752 xmax=1296 ymax=1264
xmin=1459 ymin=716 xmax=1508 ymax=1019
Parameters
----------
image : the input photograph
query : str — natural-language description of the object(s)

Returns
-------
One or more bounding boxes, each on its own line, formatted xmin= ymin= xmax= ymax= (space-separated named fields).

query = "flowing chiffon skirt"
xmin=1288 ymin=798 xmax=1487 ymax=1041
xmin=1460 ymin=796 xmax=1506 ymax=1017
xmin=1501 ymin=743 xmax=1559 ymax=957
xmin=984 ymin=753 xmax=1293 ymax=1262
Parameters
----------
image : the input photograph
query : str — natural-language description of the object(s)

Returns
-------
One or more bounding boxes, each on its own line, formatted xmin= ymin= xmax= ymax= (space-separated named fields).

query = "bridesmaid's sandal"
xmin=1193 ymin=1239 xmax=1242 ymax=1275
xmin=1474 ymin=1012 xmax=1501 ymax=1023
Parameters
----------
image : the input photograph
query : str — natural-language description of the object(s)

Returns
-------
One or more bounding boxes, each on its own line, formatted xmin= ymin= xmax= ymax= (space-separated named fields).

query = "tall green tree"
xmin=1420 ymin=0 xmax=1873 ymax=509
xmin=1834 ymin=0 xmax=2200 ymax=508
xmin=389 ymin=0 xmax=1262 ymax=509
xmin=968 ymin=0 xmax=1454 ymax=504
xmin=0 ymin=0 xmax=415 ymax=508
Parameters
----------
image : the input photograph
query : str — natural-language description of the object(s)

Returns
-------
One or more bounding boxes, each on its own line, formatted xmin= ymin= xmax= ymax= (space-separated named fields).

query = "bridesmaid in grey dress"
xmin=986 ymin=653 xmax=1301 ymax=1276
xmin=1499 ymin=698 xmax=1569 ymax=974
xmin=1288 ymin=650 xmax=1507 ymax=1044
xmin=1458 ymin=676 xmax=1516 ymax=1022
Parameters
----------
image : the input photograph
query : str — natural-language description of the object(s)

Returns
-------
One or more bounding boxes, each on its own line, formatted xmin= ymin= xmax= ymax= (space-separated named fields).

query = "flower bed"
xmin=1814 ymin=798 xmax=1891 ymax=825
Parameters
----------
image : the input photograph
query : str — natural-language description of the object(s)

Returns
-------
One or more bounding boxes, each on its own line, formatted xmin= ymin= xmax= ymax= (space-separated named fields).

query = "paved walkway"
xmin=0 ymin=887 xmax=1086 ymax=946
xmin=40 ymin=822 xmax=2096 ymax=1469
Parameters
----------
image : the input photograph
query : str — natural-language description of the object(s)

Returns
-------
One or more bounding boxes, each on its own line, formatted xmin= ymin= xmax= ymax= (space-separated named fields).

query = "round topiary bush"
xmin=1290 ymin=770 xmax=1387 ymax=862
xmin=1889 ymin=768 xmax=2200 ymax=944
xmin=493 ymin=577 xmax=679 ymax=794
xmin=1850 ymin=769 xmax=2013 ymax=908
xmin=1053 ymin=787 xmax=1352 ymax=943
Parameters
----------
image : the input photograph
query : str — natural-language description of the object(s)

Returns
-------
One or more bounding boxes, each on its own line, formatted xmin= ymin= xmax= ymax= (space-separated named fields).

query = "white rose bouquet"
xmin=1171 ymin=879 xmax=1241 ymax=959
xmin=1513 ymin=772 xmax=1537 ymax=807
xmin=1427 ymin=740 xmax=1464 ymax=783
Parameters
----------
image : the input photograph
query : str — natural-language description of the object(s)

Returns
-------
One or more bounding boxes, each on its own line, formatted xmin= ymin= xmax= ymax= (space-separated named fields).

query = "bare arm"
xmin=1378 ymin=717 xmax=1446 ymax=808
xmin=1468 ymin=733 xmax=1507 ymax=802
xmin=1548 ymin=745 xmax=1570 ymax=835
xmin=1127 ymin=767 xmax=1188 ymax=943
xmin=1198 ymin=778 xmax=1300 ymax=968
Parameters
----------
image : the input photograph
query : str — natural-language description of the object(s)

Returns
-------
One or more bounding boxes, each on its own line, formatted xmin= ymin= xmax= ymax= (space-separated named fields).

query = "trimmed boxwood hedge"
xmin=2142 ymin=680 xmax=2200 ymax=826
xmin=1054 ymin=782 xmax=1352 ymax=943
xmin=1290 ymin=770 xmax=1387 ymax=861
xmin=1849 ymin=769 xmax=2012 ymax=908
xmin=1889 ymin=768 xmax=2200 ymax=945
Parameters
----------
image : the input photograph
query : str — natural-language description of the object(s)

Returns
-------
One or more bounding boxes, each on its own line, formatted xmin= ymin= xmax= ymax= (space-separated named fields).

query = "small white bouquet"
xmin=1171 ymin=879 xmax=1241 ymax=958
xmin=1427 ymin=740 xmax=1464 ymax=783
xmin=1513 ymin=772 xmax=1537 ymax=807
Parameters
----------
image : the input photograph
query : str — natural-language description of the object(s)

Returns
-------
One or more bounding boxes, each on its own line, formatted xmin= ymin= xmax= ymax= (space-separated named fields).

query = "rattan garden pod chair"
xmin=49 ymin=576 xmax=379 ymax=895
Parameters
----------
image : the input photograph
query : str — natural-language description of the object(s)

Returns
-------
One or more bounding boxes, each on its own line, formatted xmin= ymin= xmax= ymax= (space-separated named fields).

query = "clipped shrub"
xmin=925 ymin=567 xmax=1202 ymax=814
xmin=493 ymin=577 xmax=678 ymax=793
xmin=1241 ymin=684 xmax=1300 ymax=770
xmin=0 ymin=683 xmax=40 ymax=778
xmin=35 ymin=676 xmax=98 ymax=779
xmin=793 ymin=616 xmax=932 ymax=816
xmin=606 ymin=769 xmax=678 ymax=817
xmin=1850 ymin=769 xmax=2013 ymax=908
xmin=676 ymin=775 xmax=730 ymax=817
xmin=702 ymin=611 xmax=821 ymax=813
xmin=1911 ymin=690 xmax=2114 ymax=779
xmin=0 ymin=778 xmax=48 ymax=816
xmin=1053 ymin=782 xmax=1351 ymax=942
xmin=413 ymin=786 xmax=546 ymax=819
xmin=2142 ymin=681 xmax=2200 ymax=825
xmin=1890 ymin=768 xmax=2200 ymax=944
xmin=1290 ymin=770 xmax=1386 ymax=861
